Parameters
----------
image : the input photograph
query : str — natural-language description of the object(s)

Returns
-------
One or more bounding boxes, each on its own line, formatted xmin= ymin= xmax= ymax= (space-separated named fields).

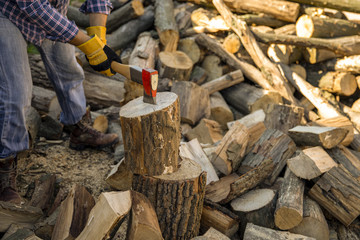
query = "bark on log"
xmin=107 ymin=6 xmax=154 ymax=51
xmin=29 ymin=174 xmax=56 ymax=212
xmin=201 ymin=70 xmax=244 ymax=95
xmin=267 ymin=44 xmax=302 ymax=65
xmin=221 ymin=83 xmax=283 ymax=115
xmin=158 ymin=51 xmax=193 ymax=81
xmin=287 ymin=146 xmax=338 ymax=180
xmin=32 ymin=85 xmax=61 ymax=119
xmin=318 ymin=71 xmax=357 ymax=96
xmin=171 ymin=81 xmax=210 ymax=125
xmin=209 ymin=92 xmax=234 ymax=130
xmin=287 ymin=0 xmax=360 ymax=14
xmin=289 ymin=196 xmax=329 ymax=240
xmin=213 ymin=0 xmax=298 ymax=104
xmin=127 ymin=191 xmax=163 ymax=240
xmin=296 ymin=14 xmax=360 ymax=38
xmin=308 ymin=164 xmax=360 ymax=226
xmin=326 ymin=55 xmax=360 ymax=74
xmin=155 ymin=0 xmax=179 ymax=51
xmin=132 ymin=159 xmax=207 ymax=240
xmin=120 ymin=92 xmax=180 ymax=176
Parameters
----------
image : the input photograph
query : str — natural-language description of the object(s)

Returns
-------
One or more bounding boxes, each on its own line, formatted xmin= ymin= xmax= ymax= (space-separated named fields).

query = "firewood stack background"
xmin=2 ymin=0 xmax=360 ymax=239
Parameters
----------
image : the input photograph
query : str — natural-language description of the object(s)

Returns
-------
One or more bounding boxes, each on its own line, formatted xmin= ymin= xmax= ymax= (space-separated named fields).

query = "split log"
xmin=212 ymin=121 xmax=249 ymax=175
xmin=127 ymin=191 xmax=163 ymax=240
xmin=198 ymin=227 xmax=231 ymax=240
xmin=205 ymin=173 xmax=239 ymax=203
xmin=105 ymin=158 xmax=133 ymax=191
xmin=201 ymin=55 xmax=223 ymax=81
xmin=308 ymin=164 xmax=360 ymax=226
xmin=267 ymin=44 xmax=302 ymax=65
xmin=223 ymin=33 xmax=241 ymax=54
xmin=106 ymin=0 xmax=145 ymax=33
xmin=243 ymin=223 xmax=316 ymax=240
xmin=288 ymin=126 xmax=347 ymax=149
xmin=2 ymin=228 xmax=42 ymax=240
xmin=274 ymin=167 xmax=305 ymax=230
xmin=309 ymin=116 xmax=354 ymax=146
xmin=179 ymin=138 xmax=219 ymax=184
xmin=263 ymin=103 xmax=304 ymax=134
xmin=158 ymin=51 xmax=193 ymax=81
xmin=51 ymin=185 xmax=95 ymax=240
xmin=178 ymin=38 xmax=201 ymax=64
xmin=288 ymin=0 xmax=360 ymax=14
xmin=0 ymin=202 xmax=42 ymax=232
xmin=326 ymin=55 xmax=360 ymax=74
xmin=326 ymin=145 xmax=360 ymax=181
xmin=296 ymin=14 xmax=360 ymax=38
xmin=31 ymin=85 xmax=61 ymax=119
xmin=76 ymin=191 xmax=132 ymax=240
xmin=230 ymin=189 xmax=277 ymax=229
xmin=201 ymin=200 xmax=239 ymax=237
xmin=120 ymin=92 xmax=180 ymax=176
xmin=132 ymin=159 xmax=207 ymax=240
xmin=240 ymin=129 xmax=297 ymax=185
xmin=154 ymin=0 xmax=179 ymax=51
xmin=287 ymin=146 xmax=338 ymax=180
xmin=352 ymin=98 xmax=360 ymax=113
xmin=289 ymin=197 xmax=329 ymax=240
xmin=221 ymin=82 xmax=283 ymax=115
xmin=107 ymin=6 xmax=154 ymax=51
xmin=318 ymin=71 xmax=357 ymax=96
xmin=252 ymin=31 xmax=360 ymax=56
xmin=171 ymin=81 xmax=210 ymax=125
xmin=184 ymin=119 xmax=223 ymax=145
xmin=213 ymin=0 xmax=298 ymax=104
xmin=124 ymin=32 xmax=157 ymax=103
xmin=227 ymin=109 xmax=265 ymax=129
xmin=29 ymin=174 xmax=56 ymax=212
xmin=201 ymin=70 xmax=244 ymax=95
xmin=209 ymin=92 xmax=233 ymax=130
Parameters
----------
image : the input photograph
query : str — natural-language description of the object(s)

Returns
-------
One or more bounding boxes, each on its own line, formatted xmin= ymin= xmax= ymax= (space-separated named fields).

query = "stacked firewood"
xmin=2 ymin=0 xmax=360 ymax=239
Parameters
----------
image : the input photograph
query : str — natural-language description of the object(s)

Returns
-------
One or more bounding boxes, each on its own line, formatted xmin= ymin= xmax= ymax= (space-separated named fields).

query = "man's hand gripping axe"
xmin=111 ymin=62 xmax=158 ymax=104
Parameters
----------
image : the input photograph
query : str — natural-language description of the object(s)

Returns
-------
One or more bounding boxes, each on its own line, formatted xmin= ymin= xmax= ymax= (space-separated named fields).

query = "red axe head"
xmin=142 ymin=68 xmax=158 ymax=104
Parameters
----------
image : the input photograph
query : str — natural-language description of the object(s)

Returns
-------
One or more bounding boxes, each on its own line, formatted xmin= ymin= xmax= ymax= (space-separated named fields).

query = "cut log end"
xmin=274 ymin=207 xmax=303 ymax=230
xmin=296 ymin=15 xmax=314 ymax=38
xmin=131 ymin=0 xmax=145 ymax=16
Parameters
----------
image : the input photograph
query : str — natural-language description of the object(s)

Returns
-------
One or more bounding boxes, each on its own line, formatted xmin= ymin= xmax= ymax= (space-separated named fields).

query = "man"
xmin=0 ymin=0 xmax=121 ymax=204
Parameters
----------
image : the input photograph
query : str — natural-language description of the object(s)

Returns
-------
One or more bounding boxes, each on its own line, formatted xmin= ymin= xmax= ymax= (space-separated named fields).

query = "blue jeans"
xmin=0 ymin=12 xmax=86 ymax=158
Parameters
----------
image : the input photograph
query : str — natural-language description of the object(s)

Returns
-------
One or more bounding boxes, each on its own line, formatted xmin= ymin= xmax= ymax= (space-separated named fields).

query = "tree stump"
xmin=132 ymin=159 xmax=207 ymax=240
xmin=120 ymin=92 xmax=181 ymax=176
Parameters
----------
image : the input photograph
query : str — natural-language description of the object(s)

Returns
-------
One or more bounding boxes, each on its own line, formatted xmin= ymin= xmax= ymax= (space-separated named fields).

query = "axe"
xmin=111 ymin=61 xmax=158 ymax=104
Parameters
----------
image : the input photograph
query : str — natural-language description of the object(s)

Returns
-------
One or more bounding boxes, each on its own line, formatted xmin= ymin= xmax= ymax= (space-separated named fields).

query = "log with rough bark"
xmin=179 ymin=138 xmax=219 ymax=184
xmin=32 ymin=85 xmax=61 ymax=119
xmin=107 ymin=6 xmax=154 ymax=51
xmin=212 ymin=122 xmax=249 ymax=175
xmin=221 ymin=83 xmax=283 ymax=115
xmin=326 ymin=55 xmax=360 ymax=74
xmin=29 ymin=174 xmax=56 ymax=212
xmin=302 ymin=47 xmax=338 ymax=64
xmin=51 ymin=185 xmax=95 ymax=240
xmin=263 ymin=103 xmax=304 ymax=134
xmin=289 ymin=197 xmax=329 ymax=240
xmin=231 ymin=189 xmax=277 ymax=229
xmin=124 ymin=32 xmax=158 ymax=103
xmin=76 ymin=191 xmax=132 ymax=240
xmin=154 ymin=0 xmax=179 ymax=51
xmin=287 ymin=146 xmax=338 ymax=180
xmin=288 ymin=0 xmax=360 ymax=14
xmin=132 ymin=159 xmax=207 ymax=240
xmin=296 ymin=15 xmax=360 ymax=38
xmin=274 ymin=167 xmax=305 ymax=230
xmin=201 ymin=70 xmax=244 ymax=95
xmin=209 ymin=92 xmax=233 ymax=130
xmin=336 ymin=220 xmax=360 ymax=240
xmin=318 ymin=71 xmax=357 ymax=96
xmin=213 ymin=0 xmax=298 ymax=104
xmin=0 ymin=201 xmax=43 ymax=232
xmin=288 ymin=126 xmax=347 ymax=149
xmin=240 ymin=129 xmax=297 ymax=185
xmin=308 ymin=164 xmax=360 ymax=226
xmin=158 ymin=51 xmax=193 ymax=81
xmin=201 ymin=199 xmax=239 ymax=237
xmin=309 ymin=116 xmax=354 ymax=146
xmin=243 ymin=223 xmax=316 ymax=240
xmin=184 ymin=119 xmax=223 ymax=145
xmin=127 ymin=191 xmax=163 ymax=240
xmin=252 ymin=31 xmax=360 ymax=56
xmin=120 ymin=92 xmax=180 ymax=176
xmin=171 ymin=81 xmax=210 ymax=125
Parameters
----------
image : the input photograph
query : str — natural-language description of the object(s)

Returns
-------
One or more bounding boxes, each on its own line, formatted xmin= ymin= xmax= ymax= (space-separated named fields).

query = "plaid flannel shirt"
xmin=0 ymin=0 xmax=112 ymax=45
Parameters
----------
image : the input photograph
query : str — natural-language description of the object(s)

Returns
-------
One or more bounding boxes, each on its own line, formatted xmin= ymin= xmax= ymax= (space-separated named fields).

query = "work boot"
xmin=69 ymin=110 xmax=119 ymax=150
xmin=0 ymin=156 xmax=22 ymax=204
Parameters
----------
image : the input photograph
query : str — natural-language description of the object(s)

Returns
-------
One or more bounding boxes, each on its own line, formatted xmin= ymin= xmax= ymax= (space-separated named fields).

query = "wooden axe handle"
xmin=111 ymin=61 xmax=131 ymax=80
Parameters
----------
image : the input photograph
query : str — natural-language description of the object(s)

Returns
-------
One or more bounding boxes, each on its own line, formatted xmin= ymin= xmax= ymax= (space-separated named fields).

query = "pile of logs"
xmin=2 ymin=0 xmax=360 ymax=239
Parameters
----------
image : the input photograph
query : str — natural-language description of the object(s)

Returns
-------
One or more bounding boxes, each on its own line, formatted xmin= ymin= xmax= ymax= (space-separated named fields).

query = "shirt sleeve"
xmin=15 ymin=0 xmax=79 ymax=42
xmin=79 ymin=0 xmax=112 ymax=15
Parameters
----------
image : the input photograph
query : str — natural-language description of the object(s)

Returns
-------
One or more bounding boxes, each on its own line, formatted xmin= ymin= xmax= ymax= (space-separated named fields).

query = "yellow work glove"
xmin=77 ymin=35 xmax=120 ymax=76
xmin=86 ymin=26 xmax=107 ymax=44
